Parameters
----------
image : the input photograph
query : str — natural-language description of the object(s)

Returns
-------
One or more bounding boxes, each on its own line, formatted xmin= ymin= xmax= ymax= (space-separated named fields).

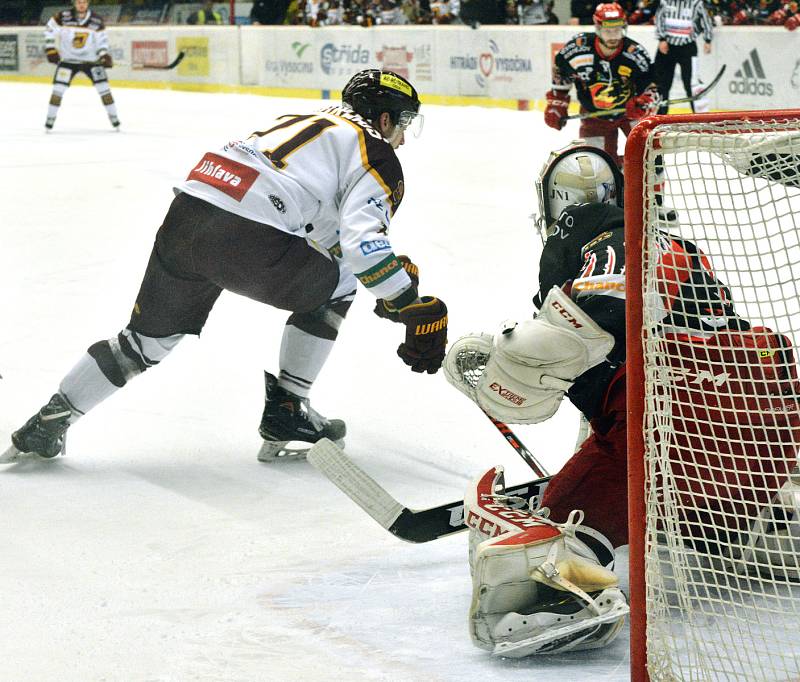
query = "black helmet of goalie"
xmin=342 ymin=69 xmax=423 ymax=137
xmin=534 ymin=141 xmax=624 ymax=244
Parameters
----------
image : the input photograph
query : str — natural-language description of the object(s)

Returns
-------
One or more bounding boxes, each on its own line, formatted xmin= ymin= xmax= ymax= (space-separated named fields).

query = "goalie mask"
xmin=534 ymin=142 xmax=624 ymax=244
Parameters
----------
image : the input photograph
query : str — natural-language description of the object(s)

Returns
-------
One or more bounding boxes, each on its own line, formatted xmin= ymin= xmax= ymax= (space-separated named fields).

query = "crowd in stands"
xmin=256 ymin=0 xmax=797 ymax=27
xmin=250 ymin=0 xmax=558 ymax=26
xmin=0 ymin=0 xmax=794 ymax=27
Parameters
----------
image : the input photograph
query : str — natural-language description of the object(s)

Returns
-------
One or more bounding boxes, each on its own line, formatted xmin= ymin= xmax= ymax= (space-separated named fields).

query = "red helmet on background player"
xmin=593 ymin=2 xmax=627 ymax=50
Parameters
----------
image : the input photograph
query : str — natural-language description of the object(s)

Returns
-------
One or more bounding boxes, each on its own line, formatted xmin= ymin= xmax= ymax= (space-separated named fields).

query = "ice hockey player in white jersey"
xmin=3 ymin=69 xmax=448 ymax=465
xmin=445 ymin=141 xmax=800 ymax=657
xmin=44 ymin=0 xmax=120 ymax=131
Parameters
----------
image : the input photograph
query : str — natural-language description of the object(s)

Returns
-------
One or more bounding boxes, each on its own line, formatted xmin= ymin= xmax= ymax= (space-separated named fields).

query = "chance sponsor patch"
xmin=356 ymin=254 xmax=401 ymax=287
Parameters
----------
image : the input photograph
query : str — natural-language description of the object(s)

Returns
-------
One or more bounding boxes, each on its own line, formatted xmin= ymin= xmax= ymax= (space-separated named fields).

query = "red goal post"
xmin=624 ymin=111 xmax=800 ymax=682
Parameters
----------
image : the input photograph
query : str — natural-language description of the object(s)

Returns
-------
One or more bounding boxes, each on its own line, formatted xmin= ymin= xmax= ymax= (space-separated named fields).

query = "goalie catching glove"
xmin=465 ymin=466 xmax=628 ymax=657
xmin=444 ymin=286 xmax=614 ymax=424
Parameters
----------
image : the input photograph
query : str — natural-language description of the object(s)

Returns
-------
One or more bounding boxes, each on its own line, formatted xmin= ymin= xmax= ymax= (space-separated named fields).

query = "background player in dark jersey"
xmin=544 ymin=2 xmax=659 ymax=165
xmin=3 ymin=69 xmax=448 ymax=466
xmin=445 ymin=142 xmax=800 ymax=656
xmin=44 ymin=0 xmax=120 ymax=131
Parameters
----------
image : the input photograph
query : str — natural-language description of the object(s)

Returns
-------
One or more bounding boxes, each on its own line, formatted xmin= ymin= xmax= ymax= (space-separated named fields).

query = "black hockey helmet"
xmin=342 ymin=69 xmax=422 ymax=133
xmin=534 ymin=141 xmax=624 ymax=243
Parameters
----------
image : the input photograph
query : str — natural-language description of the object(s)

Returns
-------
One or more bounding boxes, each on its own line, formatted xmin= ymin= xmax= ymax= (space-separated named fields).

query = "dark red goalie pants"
xmin=542 ymin=329 xmax=800 ymax=549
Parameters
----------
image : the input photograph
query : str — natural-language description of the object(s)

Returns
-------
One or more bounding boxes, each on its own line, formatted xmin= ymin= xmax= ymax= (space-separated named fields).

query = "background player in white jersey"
xmin=44 ymin=0 xmax=120 ymax=131
xmin=444 ymin=142 xmax=800 ymax=656
xmin=3 ymin=69 xmax=448 ymax=465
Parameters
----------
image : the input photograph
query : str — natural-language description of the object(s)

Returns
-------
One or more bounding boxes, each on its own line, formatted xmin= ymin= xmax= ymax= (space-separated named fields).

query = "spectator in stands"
xmin=430 ymin=0 xmax=461 ymax=21
xmin=187 ymin=0 xmax=223 ymax=24
xmin=460 ymin=0 xmax=506 ymax=24
xmin=251 ymin=0 xmax=290 ymax=24
xmin=379 ymin=0 xmax=411 ymax=23
xmin=509 ymin=0 xmax=556 ymax=23
xmin=569 ymin=0 xmax=596 ymax=23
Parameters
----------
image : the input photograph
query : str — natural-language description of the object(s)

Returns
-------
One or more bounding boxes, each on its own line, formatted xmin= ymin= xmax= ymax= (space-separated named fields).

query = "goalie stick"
xmin=307 ymin=438 xmax=551 ymax=543
xmin=483 ymin=411 xmax=548 ymax=478
xmin=565 ymin=64 xmax=727 ymax=121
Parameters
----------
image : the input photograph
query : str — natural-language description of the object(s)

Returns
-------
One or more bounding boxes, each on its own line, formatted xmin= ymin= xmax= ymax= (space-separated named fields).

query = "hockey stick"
xmin=307 ymin=438 xmax=551 ymax=543
xmin=443 ymin=336 xmax=549 ymax=476
xmin=94 ymin=51 xmax=186 ymax=71
xmin=565 ymin=63 xmax=727 ymax=121
xmin=136 ymin=51 xmax=186 ymax=70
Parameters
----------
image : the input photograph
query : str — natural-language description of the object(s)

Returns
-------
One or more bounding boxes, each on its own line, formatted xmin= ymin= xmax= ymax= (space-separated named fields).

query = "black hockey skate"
xmin=1 ymin=393 xmax=73 ymax=463
xmin=655 ymin=192 xmax=679 ymax=226
xmin=257 ymin=372 xmax=346 ymax=462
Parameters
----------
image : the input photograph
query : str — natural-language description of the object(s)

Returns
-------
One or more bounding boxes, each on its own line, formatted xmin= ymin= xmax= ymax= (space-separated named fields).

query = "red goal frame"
xmin=623 ymin=110 xmax=800 ymax=682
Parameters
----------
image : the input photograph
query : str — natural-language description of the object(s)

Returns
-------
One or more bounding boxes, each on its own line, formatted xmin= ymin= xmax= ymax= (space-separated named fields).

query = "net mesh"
xmin=640 ymin=119 xmax=800 ymax=681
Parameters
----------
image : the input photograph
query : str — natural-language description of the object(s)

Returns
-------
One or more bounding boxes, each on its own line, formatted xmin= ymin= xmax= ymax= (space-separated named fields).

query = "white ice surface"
xmin=0 ymin=82 xmax=632 ymax=681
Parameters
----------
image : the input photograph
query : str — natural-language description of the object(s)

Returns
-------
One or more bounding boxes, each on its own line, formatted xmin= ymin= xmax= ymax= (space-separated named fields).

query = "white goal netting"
xmin=639 ymin=119 xmax=800 ymax=682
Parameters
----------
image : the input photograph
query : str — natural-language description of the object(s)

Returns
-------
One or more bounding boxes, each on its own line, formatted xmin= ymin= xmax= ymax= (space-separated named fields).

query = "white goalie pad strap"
xmin=464 ymin=467 xmax=555 ymax=540
xmin=474 ymin=287 xmax=614 ymax=424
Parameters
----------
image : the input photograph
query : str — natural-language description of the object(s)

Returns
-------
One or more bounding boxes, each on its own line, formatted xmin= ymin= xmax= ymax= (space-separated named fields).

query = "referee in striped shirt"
xmin=653 ymin=0 xmax=713 ymax=113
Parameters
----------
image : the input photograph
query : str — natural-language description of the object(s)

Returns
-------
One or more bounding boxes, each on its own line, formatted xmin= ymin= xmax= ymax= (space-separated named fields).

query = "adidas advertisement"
xmin=729 ymin=48 xmax=773 ymax=97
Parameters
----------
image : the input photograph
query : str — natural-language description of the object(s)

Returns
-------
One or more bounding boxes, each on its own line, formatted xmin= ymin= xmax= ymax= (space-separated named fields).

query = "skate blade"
xmin=0 ymin=444 xmax=21 ymax=463
xmin=257 ymin=438 xmax=344 ymax=463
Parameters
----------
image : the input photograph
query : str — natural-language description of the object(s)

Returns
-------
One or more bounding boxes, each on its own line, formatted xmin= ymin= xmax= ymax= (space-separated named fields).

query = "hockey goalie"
xmin=446 ymin=141 xmax=800 ymax=657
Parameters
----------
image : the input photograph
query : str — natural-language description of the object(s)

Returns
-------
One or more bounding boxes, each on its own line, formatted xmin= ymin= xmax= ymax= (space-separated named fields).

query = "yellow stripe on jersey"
xmin=335 ymin=115 xmax=394 ymax=207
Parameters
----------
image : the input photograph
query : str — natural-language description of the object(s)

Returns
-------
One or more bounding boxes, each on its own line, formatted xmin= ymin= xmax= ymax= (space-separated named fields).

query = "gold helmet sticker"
xmin=380 ymin=73 xmax=412 ymax=97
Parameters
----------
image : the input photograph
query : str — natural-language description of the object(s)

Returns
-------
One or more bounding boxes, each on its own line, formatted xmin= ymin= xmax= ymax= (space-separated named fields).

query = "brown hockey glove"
xmin=98 ymin=53 xmax=113 ymax=68
xmin=397 ymin=297 xmax=448 ymax=374
xmin=46 ymin=48 xmax=60 ymax=64
xmin=373 ymin=255 xmax=420 ymax=323
xmin=786 ymin=13 xmax=800 ymax=29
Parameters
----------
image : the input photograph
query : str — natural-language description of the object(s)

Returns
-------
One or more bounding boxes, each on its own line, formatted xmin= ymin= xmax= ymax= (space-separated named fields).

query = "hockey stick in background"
xmin=137 ymin=51 xmax=186 ymax=70
xmin=565 ymin=63 xmax=727 ymax=121
xmin=307 ymin=438 xmax=551 ymax=543
xmin=98 ymin=51 xmax=186 ymax=71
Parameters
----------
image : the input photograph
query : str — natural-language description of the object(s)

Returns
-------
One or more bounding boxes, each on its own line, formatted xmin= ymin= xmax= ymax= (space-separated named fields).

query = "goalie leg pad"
xmin=464 ymin=467 xmax=627 ymax=656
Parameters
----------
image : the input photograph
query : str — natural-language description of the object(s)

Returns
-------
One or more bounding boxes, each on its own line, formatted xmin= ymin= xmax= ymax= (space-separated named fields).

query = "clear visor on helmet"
xmin=597 ymin=23 xmax=625 ymax=42
xmin=396 ymin=110 xmax=424 ymax=138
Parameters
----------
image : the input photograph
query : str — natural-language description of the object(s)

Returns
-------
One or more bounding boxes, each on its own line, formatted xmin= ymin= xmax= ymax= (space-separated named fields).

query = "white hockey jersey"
xmin=177 ymin=105 xmax=414 ymax=302
xmin=45 ymin=9 xmax=110 ymax=64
